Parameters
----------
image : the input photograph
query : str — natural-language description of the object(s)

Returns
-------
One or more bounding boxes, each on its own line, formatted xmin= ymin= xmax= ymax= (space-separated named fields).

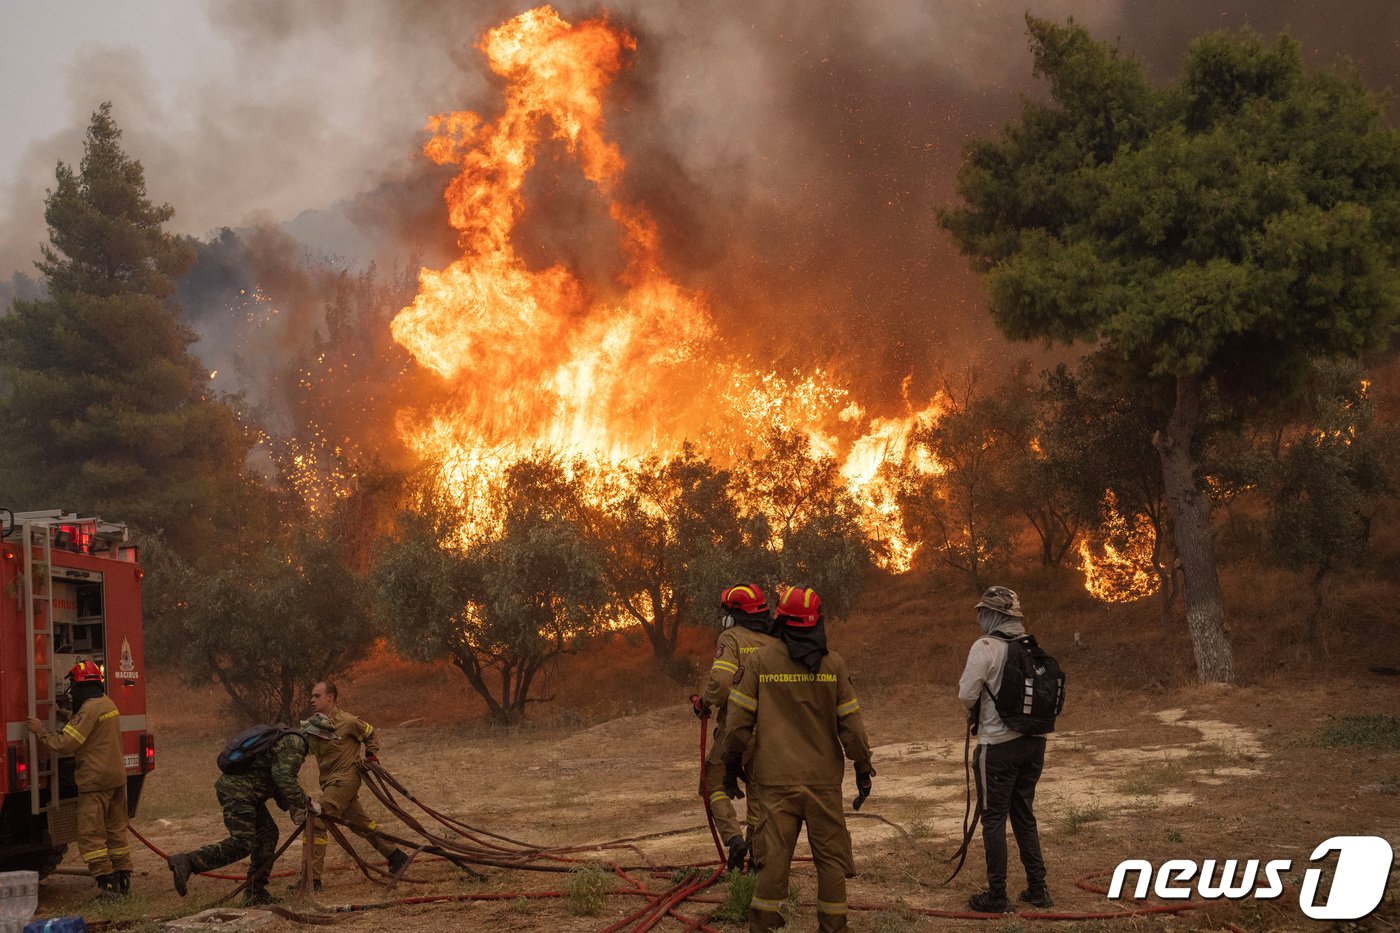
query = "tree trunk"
xmin=1155 ymin=374 xmax=1236 ymax=684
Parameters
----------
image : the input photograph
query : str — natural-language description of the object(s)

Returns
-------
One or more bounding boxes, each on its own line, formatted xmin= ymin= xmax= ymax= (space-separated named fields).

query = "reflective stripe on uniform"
xmin=709 ymin=791 xmax=730 ymax=805
xmin=712 ymin=659 xmax=738 ymax=675
xmin=368 ymin=821 xmax=378 ymax=830
xmin=837 ymin=698 xmax=861 ymax=718
xmin=817 ymin=900 xmax=848 ymax=915
xmin=109 ymin=846 xmax=129 ymax=857
xmin=63 ymin=724 xmax=86 ymax=744
xmin=81 ymin=848 xmax=109 ymax=861
xmin=97 ymin=709 xmax=120 ymax=722
xmin=729 ymin=689 xmax=757 ymax=711
xmin=362 ymin=723 xmax=374 ymax=737
xmin=314 ymin=838 xmax=329 ymax=846
xmin=750 ymin=896 xmax=785 ymax=914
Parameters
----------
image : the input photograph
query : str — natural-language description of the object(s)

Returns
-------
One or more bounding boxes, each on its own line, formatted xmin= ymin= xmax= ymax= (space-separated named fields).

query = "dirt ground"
xmin=29 ymin=668 xmax=1400 ymax=932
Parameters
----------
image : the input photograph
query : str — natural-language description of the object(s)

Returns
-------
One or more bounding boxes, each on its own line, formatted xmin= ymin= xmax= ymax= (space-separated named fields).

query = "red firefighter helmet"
xmin=68 ymin=660 xmax=104 ymax=683
xmin=720 ymin=584 xmax=768 ymax=615
xmin=775 ymin=585 xmax=822 ymax=628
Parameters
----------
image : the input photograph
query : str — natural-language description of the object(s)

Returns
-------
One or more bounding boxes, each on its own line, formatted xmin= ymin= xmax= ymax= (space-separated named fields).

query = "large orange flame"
xmin=390 ymin=6 xmax=940 ymax=567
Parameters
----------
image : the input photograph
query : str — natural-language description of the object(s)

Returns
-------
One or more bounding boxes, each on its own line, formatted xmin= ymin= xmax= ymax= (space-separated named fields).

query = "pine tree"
xmin=940 ymin=22 xmax=1400 ymax=683
xmin=0 ymin=103 xmax=256 ymax=555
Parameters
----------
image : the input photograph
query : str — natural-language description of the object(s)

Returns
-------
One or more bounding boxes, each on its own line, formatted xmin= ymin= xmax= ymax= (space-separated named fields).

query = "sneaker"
xmin=969 ymin=891 xmax=1014 ymax=913
xmin=168 ymin=854 xmax=194 ymax=897
xmin=1019 ymin=887 xmax=1053 ymax=908
xmin=725 ymin=835 xmax=749 ymax=873
xmin=387 ymin=849 xmax=410 ymax=876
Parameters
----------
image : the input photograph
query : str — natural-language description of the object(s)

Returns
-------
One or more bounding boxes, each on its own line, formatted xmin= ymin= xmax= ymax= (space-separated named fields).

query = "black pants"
xmin=973 ymin=735 xmax=1047 ymax=896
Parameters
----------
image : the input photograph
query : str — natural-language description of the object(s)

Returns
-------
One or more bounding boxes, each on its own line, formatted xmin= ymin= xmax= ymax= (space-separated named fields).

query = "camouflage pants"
xmin=77 ymin=785 xmax=132 ymax=877
xmin=312 ymin=773 xmax=397 ymax=879
xmin=187 ymin=774 xmax=281 ymax=885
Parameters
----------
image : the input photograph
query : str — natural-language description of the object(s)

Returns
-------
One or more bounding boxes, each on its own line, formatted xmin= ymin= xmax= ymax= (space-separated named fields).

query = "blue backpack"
xmin=216 ymin=724 xmax=299 ymax=774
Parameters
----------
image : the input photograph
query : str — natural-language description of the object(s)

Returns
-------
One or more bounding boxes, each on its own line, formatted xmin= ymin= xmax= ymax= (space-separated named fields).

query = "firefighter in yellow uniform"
xmin=26 ymin=661 xmax=132 ymax=897
xmin=694 ymin=584 xmax=778 ymax=871
xmin=723 ymin=586 xmax=873 ymax=933
xmin=301 ymin=681 xmax=407 ymax=889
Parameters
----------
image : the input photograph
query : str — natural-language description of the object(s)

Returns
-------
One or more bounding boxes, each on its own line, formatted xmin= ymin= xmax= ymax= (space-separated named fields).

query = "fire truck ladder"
xmin=21 ymin=517 xmax=63 ymax=819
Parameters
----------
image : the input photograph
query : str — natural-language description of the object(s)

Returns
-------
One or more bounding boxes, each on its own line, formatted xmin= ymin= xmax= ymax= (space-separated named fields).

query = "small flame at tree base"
xmin=1078 ymin=490 xmax=1159 ymax=603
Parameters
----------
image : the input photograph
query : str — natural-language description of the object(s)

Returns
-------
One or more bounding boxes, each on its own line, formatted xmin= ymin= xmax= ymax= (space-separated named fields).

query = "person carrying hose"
xmin=299 ymin=681 xmax=409 ymax=891
xmin=723 ymin=584 xmax=873 ymax=932
xmin=167 ymin=723 xmax=315 ymax=906
xmin=693 ymin=583 xmax=779 ymax=872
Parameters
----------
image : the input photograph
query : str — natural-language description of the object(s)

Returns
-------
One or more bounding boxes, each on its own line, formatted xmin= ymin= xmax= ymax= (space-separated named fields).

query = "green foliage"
xmin=165 ymin=530 xmax=376 ymax=724
xmin=372 ymin=456 xmax=610 ymax=723
xmin=714 ymin=868 xmax=757 ymax=922
xmin=940 ymin=18 xmax=1400 ymax=684
xmin=897 ymin=371 xmax=1018 ymax=587
xmin=566 ymin=862 xmax=612 ymax=916
xmin=1267 ymin=359 xmax=1392 ymax=634
xmin=735 ymin=427 xmax=873 ymax=619
xmin=0 ymin=103 xmax=254 ymax=559
xmin=872 ymin=898 xmax=923 ymax=932
xmin=943 ymin=22 xmax=1400 ymax=381
xmin=592 ymin=444 xmax=749 ymax=670
xmin=1059 ymin=800 xmax=1107 ymax=835
xmin=1314 ymin=716 xmax=1400 ymax=749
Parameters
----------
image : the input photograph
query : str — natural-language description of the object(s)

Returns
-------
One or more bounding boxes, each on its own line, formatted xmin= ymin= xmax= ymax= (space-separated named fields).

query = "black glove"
xmin=853 ymin=764 xmax=875 ymax=811
xmin=689 ymin=694 xmax=707 ymax=720
xmin=723 ymin=763 xmax=745 ymax=801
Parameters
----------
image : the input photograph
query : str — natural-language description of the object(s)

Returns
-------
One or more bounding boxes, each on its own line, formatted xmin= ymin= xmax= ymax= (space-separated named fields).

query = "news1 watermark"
xmin=1107 ymin=836 xmax=1394 ymax=921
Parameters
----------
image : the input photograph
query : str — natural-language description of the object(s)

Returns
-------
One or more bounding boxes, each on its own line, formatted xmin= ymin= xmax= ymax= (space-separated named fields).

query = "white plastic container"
xmin=0 ymin=870 xmax=37 ymax=933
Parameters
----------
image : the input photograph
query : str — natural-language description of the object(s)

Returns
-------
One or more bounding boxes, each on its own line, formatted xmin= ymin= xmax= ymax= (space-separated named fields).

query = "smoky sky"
xmin=3 ymin=0 xmax=1398 ymax=413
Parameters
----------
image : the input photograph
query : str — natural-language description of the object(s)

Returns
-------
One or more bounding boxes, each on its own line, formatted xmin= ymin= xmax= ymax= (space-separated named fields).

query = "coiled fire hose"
xmin=116 ymin=729 xmax=1256 ymax=931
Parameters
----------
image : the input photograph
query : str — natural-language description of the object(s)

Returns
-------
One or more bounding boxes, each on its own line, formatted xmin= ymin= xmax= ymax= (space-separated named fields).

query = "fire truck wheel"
xmin=35 ymin=844 xmax=65 ymax=879
xmin=0 ymin=844 xmax=66 ymax=879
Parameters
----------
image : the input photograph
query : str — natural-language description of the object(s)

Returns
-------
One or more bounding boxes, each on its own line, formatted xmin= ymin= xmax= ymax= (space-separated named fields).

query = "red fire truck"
xmin=0 ymin=510 xmax=154 ymax=875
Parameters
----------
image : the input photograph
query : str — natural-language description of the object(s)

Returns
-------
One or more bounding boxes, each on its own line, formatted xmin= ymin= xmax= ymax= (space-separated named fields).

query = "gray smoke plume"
xmin=2 ymin=0 xmax=1396 ymax=416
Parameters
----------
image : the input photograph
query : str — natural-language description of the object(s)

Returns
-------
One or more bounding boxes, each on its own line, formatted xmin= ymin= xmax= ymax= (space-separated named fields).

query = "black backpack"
xmin=983 ymin=633 xmax=1065 ymax=735
xmin=216 ymin=724 xmax=300 ymax=775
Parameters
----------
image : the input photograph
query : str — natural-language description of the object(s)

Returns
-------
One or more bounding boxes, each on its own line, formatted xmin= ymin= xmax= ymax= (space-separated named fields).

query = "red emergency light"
xmin=139 ymin=733 xmax=155 ymax=773
xmin=6 ymin=744 xmax=28 ymax=791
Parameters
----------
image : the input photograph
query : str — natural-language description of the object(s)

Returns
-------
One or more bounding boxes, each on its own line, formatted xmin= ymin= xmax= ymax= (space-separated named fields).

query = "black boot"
xmin=245 ymin=883 xmax=275 ymax=906
xmin=94 ymin=873 xmax=121 ymax=898
xmin=168 ymin=853 xmax=195 ymax=897
xmin=387 ymin=849 xmax=410 ymax=876
xmin=969 ymin=890 xmax=1014 ymax=913
xmin=116 ymin=870 xmax=132 ymax=897
xmin=1019 ymin=886 xmax=1053 ymax=908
